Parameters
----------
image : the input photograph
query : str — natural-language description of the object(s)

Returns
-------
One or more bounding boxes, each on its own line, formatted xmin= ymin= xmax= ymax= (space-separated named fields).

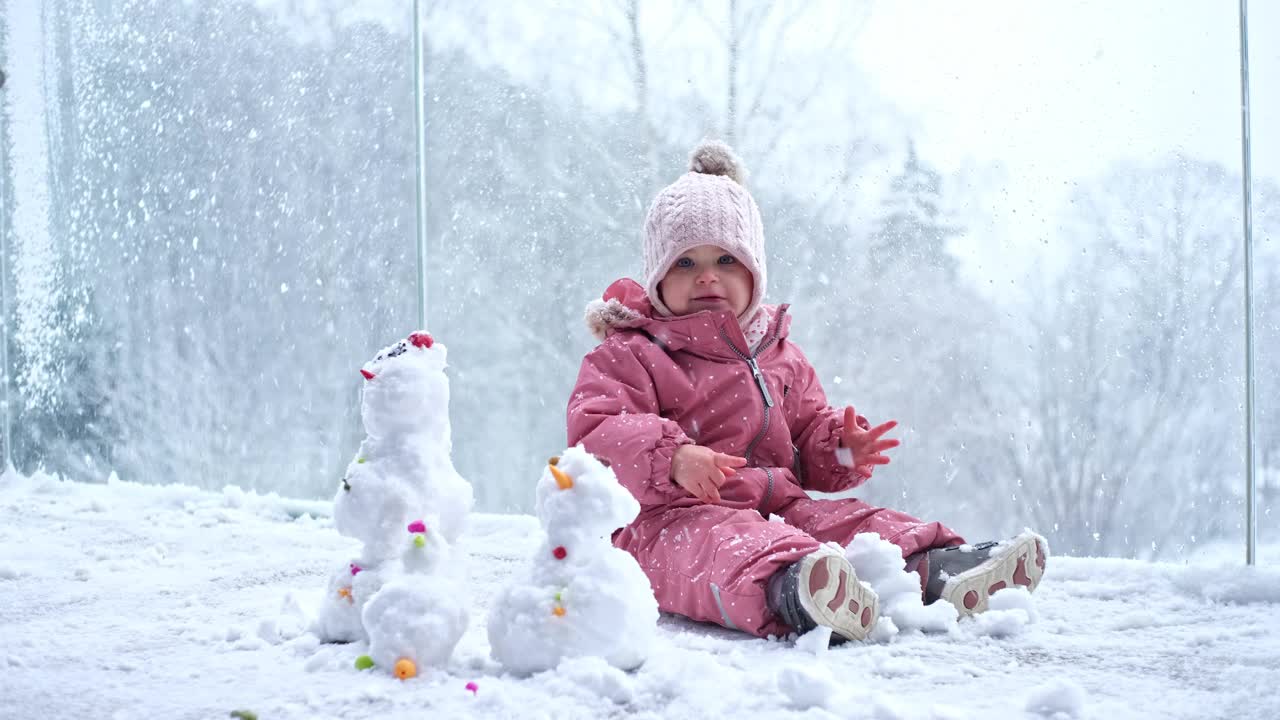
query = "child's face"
xmin=658 ymin=244 xmax=754 ymax=317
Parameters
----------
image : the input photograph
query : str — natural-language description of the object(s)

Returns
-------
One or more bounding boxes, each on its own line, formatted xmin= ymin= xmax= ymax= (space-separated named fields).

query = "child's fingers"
xmin=868 ymin=438 xmax=900 ymax=454
xmin=843 ymin=406 xmax=857 ymax=429
xmin=721 ymin=466 xmax=737 ymax=476
xmin=865 ymin=454 xmax=892 ymax=466
xmin=702 ymin=475 xmax=722 ymax=503
xmin=865 ymin=420 xmax=898 ymax=439
xmin=714 ymin=452 xmax=748 ymax=468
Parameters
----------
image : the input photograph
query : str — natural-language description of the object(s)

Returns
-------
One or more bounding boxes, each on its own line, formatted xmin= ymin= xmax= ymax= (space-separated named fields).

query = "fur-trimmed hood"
xmin=584 ymin=278 xmax=789 ymax=358
xmin=584 ymin=278 xmax=655 ymax=342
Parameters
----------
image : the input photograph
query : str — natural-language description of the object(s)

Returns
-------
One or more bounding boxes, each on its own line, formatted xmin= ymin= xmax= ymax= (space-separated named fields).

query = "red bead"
xmin=552 ymin=546 xmax=567 ymax=560
xmin=409 ymin=332 xmax=434 ymax=349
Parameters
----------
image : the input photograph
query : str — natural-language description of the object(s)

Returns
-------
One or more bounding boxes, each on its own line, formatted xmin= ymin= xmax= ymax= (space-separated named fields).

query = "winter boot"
xmin=922 ymin=533 xmax=1048 ymax=616
xmin=766 ymin=549 xmax=879 ymax=642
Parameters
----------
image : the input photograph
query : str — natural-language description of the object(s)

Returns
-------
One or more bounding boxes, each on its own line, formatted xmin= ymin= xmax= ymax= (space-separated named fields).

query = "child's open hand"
xmin=670 ymin=445 xmax=747 ymax=503
xmin=836 ymin=406 xmax=899 ymax=473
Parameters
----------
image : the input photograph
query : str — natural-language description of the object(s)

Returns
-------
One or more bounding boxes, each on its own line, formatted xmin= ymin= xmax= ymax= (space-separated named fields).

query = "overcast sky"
xmin=858 ymin=0 xmax=1277 ymax=185
xmin=851 ymin=0 xmax=1278 ymax=287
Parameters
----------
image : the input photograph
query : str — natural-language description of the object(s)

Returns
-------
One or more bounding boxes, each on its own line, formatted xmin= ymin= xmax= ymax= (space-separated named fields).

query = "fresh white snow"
xmin=2 ymin=467 xmax=1279 ymax=720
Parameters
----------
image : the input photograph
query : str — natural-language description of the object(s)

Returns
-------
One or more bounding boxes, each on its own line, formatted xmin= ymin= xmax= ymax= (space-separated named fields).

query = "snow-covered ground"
xmin=2 ymin=469 xmax=1278 ymax=720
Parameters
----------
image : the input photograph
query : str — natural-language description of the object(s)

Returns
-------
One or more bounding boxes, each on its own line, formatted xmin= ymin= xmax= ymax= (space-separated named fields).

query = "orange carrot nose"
xmin=549 ymin=464 xmax=574 ymax=490
xmin=360 ymin=369 xmax=375 ymax=380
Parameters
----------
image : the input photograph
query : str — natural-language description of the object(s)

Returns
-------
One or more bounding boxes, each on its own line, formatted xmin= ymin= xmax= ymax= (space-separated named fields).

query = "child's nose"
xmin=696 ymin=269 xmax=720 ymax=284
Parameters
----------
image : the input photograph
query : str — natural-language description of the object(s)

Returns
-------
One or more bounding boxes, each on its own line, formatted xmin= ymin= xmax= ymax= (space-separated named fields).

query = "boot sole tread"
xmin=796 ymin=552 xmax=878 ymax=642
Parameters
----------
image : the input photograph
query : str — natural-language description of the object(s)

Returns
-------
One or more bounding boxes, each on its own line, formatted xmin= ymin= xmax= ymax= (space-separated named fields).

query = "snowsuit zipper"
xmin=718 ymin=316 xmax=784 ymax=513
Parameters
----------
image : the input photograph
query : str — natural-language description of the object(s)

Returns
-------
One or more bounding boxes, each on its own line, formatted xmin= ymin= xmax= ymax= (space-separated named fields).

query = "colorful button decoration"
xmin=394 ymin=658 xmax=417 ymax=680
xmin=552 ymin=546 xmax=567 ymax=560
xmin=354 ymin=655 xmax=375 ymax=671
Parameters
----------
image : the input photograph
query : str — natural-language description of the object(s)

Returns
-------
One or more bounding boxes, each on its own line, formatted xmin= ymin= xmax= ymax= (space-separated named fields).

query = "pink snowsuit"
xmin=567 ymin=278 xmax=964 ymax=638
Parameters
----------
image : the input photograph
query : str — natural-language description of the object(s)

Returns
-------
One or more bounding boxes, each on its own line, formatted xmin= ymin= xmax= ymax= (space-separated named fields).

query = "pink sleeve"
xmin=566 ymin=339 xmax=693 ymax=507
xmin=790 ymin=359 xmax=874 ymax=493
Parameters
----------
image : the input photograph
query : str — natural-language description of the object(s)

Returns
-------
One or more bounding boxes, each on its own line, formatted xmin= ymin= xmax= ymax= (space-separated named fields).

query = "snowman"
xmin=313 ymin=331 xmax=472 ymax=680
xmin=314 ymin=558 xmax=391 ymax=643
xmin=486 ymin=445 xmax=658 ymax=675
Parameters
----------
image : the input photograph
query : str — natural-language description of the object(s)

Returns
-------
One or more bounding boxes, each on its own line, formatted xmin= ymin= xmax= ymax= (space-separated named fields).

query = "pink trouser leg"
xmin=776 ymin=495 xmax=965 ymax=557
xmin=614 ymin=504 xmax=822 ymax=638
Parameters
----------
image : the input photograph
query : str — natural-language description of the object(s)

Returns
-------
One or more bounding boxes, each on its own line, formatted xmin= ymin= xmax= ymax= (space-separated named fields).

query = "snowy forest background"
xmin=2 ymin=0 xmax=1278 ymax=562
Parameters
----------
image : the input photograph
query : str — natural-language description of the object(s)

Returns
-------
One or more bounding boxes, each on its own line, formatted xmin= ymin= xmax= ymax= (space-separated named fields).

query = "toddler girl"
xmin=567 ymin=141 xmax=1046 ymax=642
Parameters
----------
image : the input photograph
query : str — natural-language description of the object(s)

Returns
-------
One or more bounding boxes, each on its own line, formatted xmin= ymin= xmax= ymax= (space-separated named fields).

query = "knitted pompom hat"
xmin=643 ymin=140 xmax=766 ymax=323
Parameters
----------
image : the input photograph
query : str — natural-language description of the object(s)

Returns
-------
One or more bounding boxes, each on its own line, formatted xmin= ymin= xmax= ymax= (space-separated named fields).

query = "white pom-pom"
xmin=688 ymin=140 xmax=746 ymax=184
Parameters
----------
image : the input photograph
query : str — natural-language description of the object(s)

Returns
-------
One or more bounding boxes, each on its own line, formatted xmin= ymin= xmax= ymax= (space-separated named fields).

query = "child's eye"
xmin=718 ymin=255 xmax=736 ymax=265
xmin=675 ymin=257 xmax=694 ymax=268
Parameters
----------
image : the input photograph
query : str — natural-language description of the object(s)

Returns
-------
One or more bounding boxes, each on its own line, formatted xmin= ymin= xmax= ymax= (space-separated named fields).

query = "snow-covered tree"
xmin=987 ymin=156 xmax=1253 ymax=558
xmin=867 ymin=142 xmax=961 ymax=279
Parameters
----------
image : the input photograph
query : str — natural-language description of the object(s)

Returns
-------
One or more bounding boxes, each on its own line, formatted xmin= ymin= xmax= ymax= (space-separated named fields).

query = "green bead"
xmin=357 ymin=457 xmax=366 ymax=464
xmin=554 ymin=592 xmax=562 ymax=603
xmin=414 ymin=535 xmax=426 ymax=548
xmin=229 ymin=712 xmax=258 ymax=720
xmin=355 ymin=655 xmax=375 ymax=670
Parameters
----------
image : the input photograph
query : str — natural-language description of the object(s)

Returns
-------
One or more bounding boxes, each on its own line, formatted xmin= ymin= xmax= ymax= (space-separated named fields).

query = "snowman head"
xmin=359 ymin=332 xmax=449 ymax=438
xmin=535 ymin=445 xmax=640 ymax=540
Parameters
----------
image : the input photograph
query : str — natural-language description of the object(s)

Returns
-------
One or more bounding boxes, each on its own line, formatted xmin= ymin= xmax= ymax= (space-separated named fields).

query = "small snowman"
xmin=314 ymin=559 xmax=390 ymax=643
xmin=313 ymin=331 xmax=472 ymax=680
xmin=487 ymin=445 xmax=658 ymax=675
